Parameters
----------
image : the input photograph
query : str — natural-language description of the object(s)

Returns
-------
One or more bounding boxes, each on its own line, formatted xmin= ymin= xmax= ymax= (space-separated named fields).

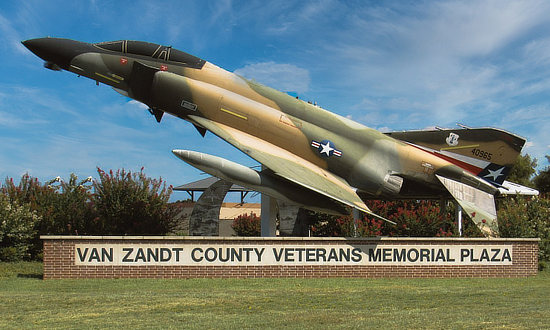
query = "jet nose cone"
xmin=22 ymin=37 xmax=93 ymax=70
xmin=21 ymin=38 xmax=47 ymax=56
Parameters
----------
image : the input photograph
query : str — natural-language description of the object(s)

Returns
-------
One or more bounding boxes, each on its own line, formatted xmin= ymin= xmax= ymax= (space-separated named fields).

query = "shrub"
xmin=93 ymin=168 xmax=175 ymax=235
xmin=42 ymin=174 xmax=97 ymax=235
xmin=0 ymin=169 xmax=176 ymax=259
xmin=2 ymin=173 xmax=97 ymax=257
xmin=232 ymin=212 xmax=261 ymax=236
xmin=307 ymin=211 xmax=344 ymax=237
xmin=0 ymin=194 xmax=41 ymax=261
xmin=498 ymin=196 xmax=550 ymax=262
xmin=309 ymin=200 xmax=459 ymax=237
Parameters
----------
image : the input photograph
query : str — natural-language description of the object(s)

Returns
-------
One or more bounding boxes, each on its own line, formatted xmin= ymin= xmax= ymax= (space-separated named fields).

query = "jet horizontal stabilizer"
xmin=498 ymin=180 xmax=539 ymax=196
xmin=436 ymin=174 xmax=498 ymax=237
xmin=386 ymin=128 xmax=525 ymax=186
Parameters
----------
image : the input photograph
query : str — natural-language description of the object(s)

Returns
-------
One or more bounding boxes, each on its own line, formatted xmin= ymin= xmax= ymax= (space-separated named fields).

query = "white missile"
xmin=172 ymin=150 xmax=262 ymax=186
xmin=172 ymin=149 xmax=348 ymax=215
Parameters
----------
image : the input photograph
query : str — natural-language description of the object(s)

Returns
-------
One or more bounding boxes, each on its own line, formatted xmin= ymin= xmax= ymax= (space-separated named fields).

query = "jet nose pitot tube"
xmin=22 ymin=37 xmax=94 ymax=71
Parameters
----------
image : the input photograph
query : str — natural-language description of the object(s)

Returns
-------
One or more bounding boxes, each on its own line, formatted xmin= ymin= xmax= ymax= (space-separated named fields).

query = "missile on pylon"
xmin=172 ymin=149 xmax=348 ymax=215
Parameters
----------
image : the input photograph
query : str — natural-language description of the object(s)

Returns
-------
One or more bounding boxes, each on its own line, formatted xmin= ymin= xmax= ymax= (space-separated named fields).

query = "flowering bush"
xmin=1 ymin=173 xmax=96 ymax=235
xmin=311 ymin=200 xmax=462 ymax=238
xmin=373 ymin=200 xmax=456 ymax=237
xmin=0 ymin=169 xmax=176 ymax=260
xmin=232 ymin=212 xmax=261 ymax=236
xmin=93 ymin=168 xmax=176 ymax=235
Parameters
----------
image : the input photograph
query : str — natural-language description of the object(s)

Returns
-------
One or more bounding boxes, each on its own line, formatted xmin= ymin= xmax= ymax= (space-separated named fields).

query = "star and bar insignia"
xmin=478 ymin=164 xmax=510 ymax=185
xmin=311 ymin=140 xmax=342 ymax=158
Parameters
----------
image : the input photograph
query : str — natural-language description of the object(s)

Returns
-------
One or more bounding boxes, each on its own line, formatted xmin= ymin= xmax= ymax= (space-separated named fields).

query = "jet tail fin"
xmin=386 ymin=127 xmax=525 ymax=186
xmin=436 ymin=174 xmax=498 ymax=237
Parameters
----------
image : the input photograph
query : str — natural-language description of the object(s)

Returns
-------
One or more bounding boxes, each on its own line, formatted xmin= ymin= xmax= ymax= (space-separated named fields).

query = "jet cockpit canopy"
xmin=94 ymin=40 xmax=205 ymax=68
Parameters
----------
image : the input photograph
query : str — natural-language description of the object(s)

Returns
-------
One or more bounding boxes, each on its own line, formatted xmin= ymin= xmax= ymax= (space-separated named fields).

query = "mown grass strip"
xmin=1 ymin=262 xmax=549 ymax=329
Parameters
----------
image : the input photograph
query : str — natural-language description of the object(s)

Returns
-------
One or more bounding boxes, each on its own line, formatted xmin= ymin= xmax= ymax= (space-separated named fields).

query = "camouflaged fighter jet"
xmin=23 ymin=37 xmax=537 ymax=237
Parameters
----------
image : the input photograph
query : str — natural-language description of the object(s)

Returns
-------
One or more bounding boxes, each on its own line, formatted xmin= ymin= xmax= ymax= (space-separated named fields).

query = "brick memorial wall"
xmin=42 ymin=236 xmax=539 ymax=279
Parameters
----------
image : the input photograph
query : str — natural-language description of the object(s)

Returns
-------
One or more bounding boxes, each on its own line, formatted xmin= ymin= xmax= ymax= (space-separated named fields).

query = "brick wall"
xmin=42 ymin=236 xmax=539 ymax=279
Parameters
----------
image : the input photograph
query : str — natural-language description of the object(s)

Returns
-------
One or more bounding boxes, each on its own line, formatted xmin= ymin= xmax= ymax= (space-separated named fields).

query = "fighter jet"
xmin=23 ymin=37 xmax=536 ymax=237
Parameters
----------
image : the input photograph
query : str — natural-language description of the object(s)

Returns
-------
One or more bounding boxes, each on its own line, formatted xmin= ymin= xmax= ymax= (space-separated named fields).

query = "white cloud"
xmin=407 ymin=0 xmax=549 ymax=58
xmin=0 ymin=13 xmax=28 ymax=55
xmin=5 ymin=0 xmax=550 ymax=181
xmin=127 ymin=99 xmax=149 ymax=110
xmin=523 ymin=38 xmax=550 ymax=66
xmin=305 ymin=1 xmax=550 ymax=130
xmin=234 ymin=61 xmax=310 ymax=94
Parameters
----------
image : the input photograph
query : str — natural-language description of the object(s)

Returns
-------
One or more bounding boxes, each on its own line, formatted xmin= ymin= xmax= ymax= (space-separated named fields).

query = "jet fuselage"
xmin=23 ymin=37 xmax=508 ymax=236
xmin=23 ymin=38 xmax=495 ymax=198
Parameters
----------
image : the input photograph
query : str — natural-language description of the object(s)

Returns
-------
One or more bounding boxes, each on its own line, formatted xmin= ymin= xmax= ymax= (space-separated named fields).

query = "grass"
xmin=1 ymin=262 xmax=549 ymax=329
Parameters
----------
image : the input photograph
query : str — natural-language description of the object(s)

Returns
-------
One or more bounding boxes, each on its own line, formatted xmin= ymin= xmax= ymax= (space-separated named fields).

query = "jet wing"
xmin=436 ymin=174 xmax=498 ymax=237
xmin=188 ymin=115 xmax=392 ymax=223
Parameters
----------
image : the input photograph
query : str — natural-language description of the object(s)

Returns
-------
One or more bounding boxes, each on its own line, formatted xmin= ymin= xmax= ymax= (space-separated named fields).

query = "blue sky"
xmin=2 ymin=0 xmax=550 ymax=202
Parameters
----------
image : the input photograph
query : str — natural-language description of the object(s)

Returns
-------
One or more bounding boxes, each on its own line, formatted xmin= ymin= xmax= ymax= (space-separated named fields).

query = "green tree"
xmin=0 ymin=194 xmax=41 ymax=261
xmin=507 ymin=154 xmax=537 ymax=187
xmin=2 ymin=173 xmax=97 ymax=257
xmin=44 ymin=174 xmax=97 ymax=235
xmin=534 ymin=156 xmax=550 ymax=194
xmin=498 ymin=196 xmax=550 ymax=263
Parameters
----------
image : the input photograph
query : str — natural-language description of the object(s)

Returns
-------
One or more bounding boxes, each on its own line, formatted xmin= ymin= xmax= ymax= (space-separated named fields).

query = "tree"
xmin=507 ymin=154 xmax=537 ymax=187
xmin=498 ymin=196 xmax=550 ymax=263
xmin=534 ymin=156 xmax=550 ymax=194
xmin=0 ymin=194 xmax=41 ymax=261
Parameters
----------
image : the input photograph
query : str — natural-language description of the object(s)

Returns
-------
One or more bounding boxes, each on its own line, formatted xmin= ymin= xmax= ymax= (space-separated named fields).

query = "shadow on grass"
xmin=17 ymin=273 xmax=43 ymax=279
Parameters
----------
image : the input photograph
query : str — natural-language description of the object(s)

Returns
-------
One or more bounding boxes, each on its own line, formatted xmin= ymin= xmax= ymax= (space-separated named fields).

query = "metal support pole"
xmin=456 ymin=203 xmax=463 ymax=237
xmin=352 ymin=208 xmax=360 ymax=237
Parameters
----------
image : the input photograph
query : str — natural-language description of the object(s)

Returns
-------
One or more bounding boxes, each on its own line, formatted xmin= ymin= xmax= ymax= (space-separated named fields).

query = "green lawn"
xmin=1 ymin=262 xmax=549 ymax=329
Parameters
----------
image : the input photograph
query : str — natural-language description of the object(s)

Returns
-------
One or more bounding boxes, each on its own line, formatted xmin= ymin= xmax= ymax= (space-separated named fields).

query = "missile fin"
xmin=148 ymin=108 xmax=164 ymax=123
xmin=193 ymin=124 xmax=207 ymax=137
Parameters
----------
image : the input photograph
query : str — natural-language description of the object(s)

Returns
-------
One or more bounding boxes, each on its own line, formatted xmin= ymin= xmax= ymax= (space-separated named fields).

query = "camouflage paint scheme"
xmin=23 ymin=38 xmax=531 ymax=237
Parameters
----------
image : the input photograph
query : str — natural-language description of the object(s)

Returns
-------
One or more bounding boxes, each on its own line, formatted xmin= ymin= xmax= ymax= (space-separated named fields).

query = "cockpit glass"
xmin=94 ymin=40 xmax=205 ymax=68
xmin=126 ymin=41 xmax=162 ymax=57
xmin=169 ymin=49 xmax=204 ymax=67
xmin=95 ymin=41 xmax=123 ymax=52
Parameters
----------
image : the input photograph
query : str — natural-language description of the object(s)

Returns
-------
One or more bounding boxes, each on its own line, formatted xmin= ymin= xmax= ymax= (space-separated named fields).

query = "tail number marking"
xmin=472 ymin=148 xmax=492 ymax=161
